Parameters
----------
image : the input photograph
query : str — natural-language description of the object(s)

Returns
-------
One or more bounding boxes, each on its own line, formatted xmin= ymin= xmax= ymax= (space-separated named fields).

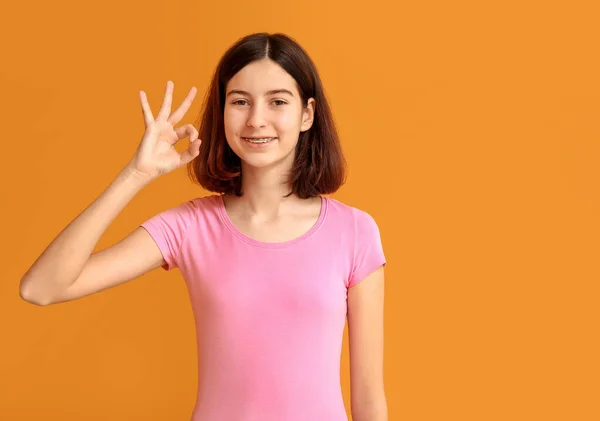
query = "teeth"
xmin=244 ymin=137 xmax=275 ymax=143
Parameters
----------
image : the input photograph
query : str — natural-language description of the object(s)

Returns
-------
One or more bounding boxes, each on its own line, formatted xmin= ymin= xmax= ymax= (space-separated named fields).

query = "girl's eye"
xmin=231 ymin=99 xmax=287 ymax=106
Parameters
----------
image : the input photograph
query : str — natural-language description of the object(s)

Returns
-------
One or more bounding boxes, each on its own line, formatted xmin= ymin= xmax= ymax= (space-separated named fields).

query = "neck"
xmin=232 ymin=161 xmax=297 ymax=216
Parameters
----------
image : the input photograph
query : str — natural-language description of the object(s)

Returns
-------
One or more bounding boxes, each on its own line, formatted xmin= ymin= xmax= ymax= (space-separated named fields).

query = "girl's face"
xmin=223 ymin=59 xmax=315 ymax=172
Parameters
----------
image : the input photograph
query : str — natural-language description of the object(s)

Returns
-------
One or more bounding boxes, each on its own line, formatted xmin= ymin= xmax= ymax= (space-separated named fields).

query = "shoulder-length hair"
xmin=187 ymin=32 xmax=346 ymax=199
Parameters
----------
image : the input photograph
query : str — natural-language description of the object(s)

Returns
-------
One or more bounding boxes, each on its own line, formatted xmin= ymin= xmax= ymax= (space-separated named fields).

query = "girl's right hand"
xmin=128 ymin=80 xmax=201 ymax=180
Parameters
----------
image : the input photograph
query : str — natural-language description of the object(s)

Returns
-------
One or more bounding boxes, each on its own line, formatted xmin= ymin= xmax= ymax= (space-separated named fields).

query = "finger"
xmin=156 ymin=81 xmax=174 ymax=121
xmin=139 ymin=91 xmax=154 ymax=126
xmin=179 ymin=138 xmax=202 ymax=165
xmin=174 ymin=124 xmax=198 ymax=141
xmin=168 ymin=86 xmax=198 ymax=126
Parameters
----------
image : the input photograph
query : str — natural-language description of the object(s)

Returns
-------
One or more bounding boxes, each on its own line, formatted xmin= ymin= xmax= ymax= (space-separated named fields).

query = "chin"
xmin=240 ymin=155 xmax=284 ymax=170
xmin=239 ymin=151 xmax=297 ymax=171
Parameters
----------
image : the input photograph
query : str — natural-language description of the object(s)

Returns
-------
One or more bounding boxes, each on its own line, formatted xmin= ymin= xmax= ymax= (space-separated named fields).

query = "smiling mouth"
xmin=242 ymin=137 xmax=277 ymax=144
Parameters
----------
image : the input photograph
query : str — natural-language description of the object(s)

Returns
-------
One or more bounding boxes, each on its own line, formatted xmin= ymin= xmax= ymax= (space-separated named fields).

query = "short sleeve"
xmin=139 ymin=200 xmax=196 ymax=271
xmin=348 ymin=209 xmax=386 ymax=288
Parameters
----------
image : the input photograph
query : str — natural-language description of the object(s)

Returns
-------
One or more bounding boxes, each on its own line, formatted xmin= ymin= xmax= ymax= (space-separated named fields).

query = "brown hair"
xmin=187 ymin=32 xmax=347 ymax=199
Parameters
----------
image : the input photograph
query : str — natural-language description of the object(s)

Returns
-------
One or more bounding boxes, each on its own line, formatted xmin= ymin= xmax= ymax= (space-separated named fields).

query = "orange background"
xmin=2 ymin=0 xmax=599 ymax=419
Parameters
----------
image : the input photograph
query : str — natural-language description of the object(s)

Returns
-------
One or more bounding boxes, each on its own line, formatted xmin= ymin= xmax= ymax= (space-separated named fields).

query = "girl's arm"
xmin=347 ymin=265 xmax=388 ymax=421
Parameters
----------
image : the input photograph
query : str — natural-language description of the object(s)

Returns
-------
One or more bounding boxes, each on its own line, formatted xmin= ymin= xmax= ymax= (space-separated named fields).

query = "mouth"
xmin=242 ymin=137 xmax=277 ymax=145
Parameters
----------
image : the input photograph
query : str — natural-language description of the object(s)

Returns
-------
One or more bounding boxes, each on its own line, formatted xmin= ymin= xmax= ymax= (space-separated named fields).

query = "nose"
xmin=246 ymin=104 xmax=267 ymax=128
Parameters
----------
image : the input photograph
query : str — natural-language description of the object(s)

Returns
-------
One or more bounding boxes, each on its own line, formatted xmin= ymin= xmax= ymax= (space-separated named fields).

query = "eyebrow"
xmin=226 ymin=89 xmax=295 ymax=98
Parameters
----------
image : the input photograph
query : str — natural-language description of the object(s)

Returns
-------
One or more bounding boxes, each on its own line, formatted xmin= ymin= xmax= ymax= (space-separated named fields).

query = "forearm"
xmin=351 ymin=396 xmax=388 ymax=421
xmin=19 ymin=165 xmax=151 ymax=304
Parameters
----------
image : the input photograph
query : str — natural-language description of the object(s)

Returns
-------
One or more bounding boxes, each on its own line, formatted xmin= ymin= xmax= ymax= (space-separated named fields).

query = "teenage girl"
xmin=20 ymin=32 xmax=387 ymax=421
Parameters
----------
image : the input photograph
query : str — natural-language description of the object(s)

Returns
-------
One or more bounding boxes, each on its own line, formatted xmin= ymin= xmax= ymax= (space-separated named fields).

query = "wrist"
xmin=119 ymin=164 xmax=154 ymax=187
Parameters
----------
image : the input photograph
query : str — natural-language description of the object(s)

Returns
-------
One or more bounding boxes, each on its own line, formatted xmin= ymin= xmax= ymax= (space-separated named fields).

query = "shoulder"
xmin=145 ymin=194 xmax=220 ymax=225
xmin=189 ymin=194 xmax=221 ymax=211
xmin=325 ymin=196 xmax=379 ymax=229
xmin=328 ymin=197 xmax=385 ymax=288
xmin=177 ymin=194 xmax=221 ymax=212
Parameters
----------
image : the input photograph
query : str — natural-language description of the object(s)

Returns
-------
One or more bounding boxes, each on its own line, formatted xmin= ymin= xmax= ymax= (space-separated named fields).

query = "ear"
xmin=300 ymin=98 xmax=315 ymax=132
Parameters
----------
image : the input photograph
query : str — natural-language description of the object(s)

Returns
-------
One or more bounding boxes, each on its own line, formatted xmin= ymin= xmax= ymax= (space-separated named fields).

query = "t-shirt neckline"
xmin=215 ymin=194 xmax=328 ymax=249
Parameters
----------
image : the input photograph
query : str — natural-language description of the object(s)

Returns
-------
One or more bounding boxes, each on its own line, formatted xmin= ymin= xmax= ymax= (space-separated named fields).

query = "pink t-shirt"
xmin=140 ymin=194 xmax=386 ymax=421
